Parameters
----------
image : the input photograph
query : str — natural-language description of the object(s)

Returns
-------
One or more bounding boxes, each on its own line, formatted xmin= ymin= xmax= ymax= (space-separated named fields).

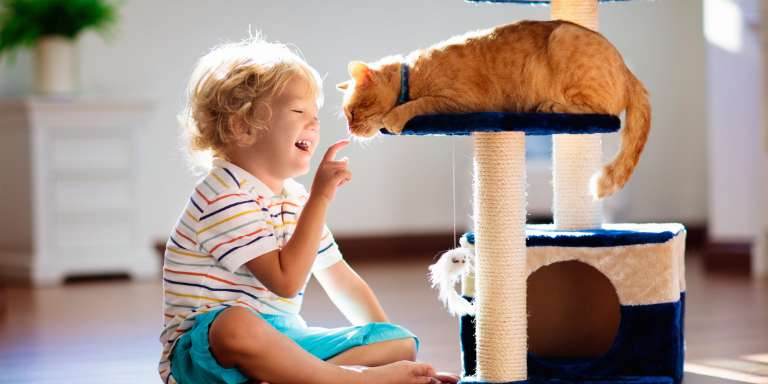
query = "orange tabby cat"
xmin=337 ymin=20 xmax=650 ymax=199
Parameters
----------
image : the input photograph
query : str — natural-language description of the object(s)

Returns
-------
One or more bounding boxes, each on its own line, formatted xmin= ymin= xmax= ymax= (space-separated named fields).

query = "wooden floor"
xmin=0 ymin=252 xmax=766 ymax=383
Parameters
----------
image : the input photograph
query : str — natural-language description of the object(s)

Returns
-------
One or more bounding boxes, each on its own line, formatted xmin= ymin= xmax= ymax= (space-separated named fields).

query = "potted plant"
xmin=0 ymin=0 xmax=122 ymax=95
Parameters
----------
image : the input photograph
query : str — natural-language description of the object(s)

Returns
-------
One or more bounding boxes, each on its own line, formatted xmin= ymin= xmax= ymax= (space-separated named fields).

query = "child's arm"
xmin=316 ymin=261 xmax=463 ymax=384
xmin=244 ymin=140 xmax=352 ymax=298
xmin=314 ymin=260 xmax=389 ymax=325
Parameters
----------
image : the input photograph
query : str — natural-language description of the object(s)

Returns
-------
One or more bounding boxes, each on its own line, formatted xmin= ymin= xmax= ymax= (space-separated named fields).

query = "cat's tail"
xmin=590 ymin=77 xmax=651 ymax=199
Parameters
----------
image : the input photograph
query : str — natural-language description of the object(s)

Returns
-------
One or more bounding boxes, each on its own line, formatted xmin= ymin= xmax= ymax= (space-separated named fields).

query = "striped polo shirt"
xmin=158 ymin=162 xmax=342 ymax=384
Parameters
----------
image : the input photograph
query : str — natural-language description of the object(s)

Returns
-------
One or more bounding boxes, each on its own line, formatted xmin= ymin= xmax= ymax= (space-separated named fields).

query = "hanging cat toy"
xmin=428 ymin=238 xmax=476 ymax=316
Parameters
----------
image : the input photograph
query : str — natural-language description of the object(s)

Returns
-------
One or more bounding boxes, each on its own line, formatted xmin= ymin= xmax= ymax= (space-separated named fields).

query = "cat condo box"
xmin=460 ymin=224 xmax=687 ymax=384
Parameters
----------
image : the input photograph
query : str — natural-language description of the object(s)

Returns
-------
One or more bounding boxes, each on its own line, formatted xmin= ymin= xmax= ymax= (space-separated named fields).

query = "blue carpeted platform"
xmin=465 ymin=0 xmax=633 ymax=4
xmin=459 ymin=376 xmax=673 ymax=384
xmin=465 ymin=223 xmax=685 ymax=248
xmin=379 ymin=112 xmax=620 ymax=136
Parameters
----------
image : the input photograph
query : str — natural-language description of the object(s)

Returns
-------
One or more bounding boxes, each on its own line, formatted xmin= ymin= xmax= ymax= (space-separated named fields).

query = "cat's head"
xmin=337 ymin=62 xmax=398 ymax=138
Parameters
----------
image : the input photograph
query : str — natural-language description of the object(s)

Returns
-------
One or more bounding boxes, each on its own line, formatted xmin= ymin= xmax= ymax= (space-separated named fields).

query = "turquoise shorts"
xmin=170 ymin=307 xmax=418 ymax=384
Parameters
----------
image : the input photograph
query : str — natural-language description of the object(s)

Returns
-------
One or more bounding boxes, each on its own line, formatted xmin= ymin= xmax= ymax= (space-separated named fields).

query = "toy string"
xmin=452 ymin=135 xmax=456 ymax=248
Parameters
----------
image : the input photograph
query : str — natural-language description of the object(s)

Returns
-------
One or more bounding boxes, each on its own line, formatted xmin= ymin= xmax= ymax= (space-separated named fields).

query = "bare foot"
xmin=362 ymin=361 xmax=436 ymax=384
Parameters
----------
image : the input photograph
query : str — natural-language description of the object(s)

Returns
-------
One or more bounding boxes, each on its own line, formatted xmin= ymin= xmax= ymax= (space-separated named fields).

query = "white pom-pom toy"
xmin=428 ymin=247 xmax=475 ymax=316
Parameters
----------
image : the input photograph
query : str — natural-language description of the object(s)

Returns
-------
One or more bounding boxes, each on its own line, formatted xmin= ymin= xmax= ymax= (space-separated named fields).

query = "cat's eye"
xmin=350 ymin=110 xmax=355 ymax=121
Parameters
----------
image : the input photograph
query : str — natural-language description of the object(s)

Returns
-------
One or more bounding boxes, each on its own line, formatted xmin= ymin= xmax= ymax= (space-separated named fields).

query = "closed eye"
xmin=293 ymin=110 xmax=302 ymax=114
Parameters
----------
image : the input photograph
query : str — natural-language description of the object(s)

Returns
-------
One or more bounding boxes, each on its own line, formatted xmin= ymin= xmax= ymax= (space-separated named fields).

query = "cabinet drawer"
xmin=52 ymin=137 xmax=132 ymax=171
xmin=55 ymin=219 xmax=133 ymax=249
xmin=54 ymin=179 xmax=132 ymax=212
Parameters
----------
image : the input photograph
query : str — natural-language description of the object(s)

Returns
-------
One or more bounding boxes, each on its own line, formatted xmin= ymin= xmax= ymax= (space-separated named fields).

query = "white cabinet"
xmin=0 ymin=99 xmax=159 ymax=286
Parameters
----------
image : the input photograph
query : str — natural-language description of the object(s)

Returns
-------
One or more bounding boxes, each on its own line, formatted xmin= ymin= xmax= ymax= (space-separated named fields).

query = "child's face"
xmin=252 ymin=77 xmax=321 ymax=180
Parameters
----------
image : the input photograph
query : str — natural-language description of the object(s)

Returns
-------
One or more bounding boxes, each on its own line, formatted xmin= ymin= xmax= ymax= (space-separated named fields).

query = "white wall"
xmin=701 ymin=0 xmax=768 ymax=276
xmin=600 ymin=0 xmax=709 ymax=225
xmin=705 ymin=0 xmax=762 ymax=244
xmin=757 ymin=151 xmax=768 ymax=277
xmin=0 ymin=0 xmax=708 ymax=244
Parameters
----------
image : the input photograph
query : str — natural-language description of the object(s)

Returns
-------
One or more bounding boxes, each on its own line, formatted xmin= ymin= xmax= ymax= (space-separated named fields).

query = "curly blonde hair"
xmin=179 ymin=38 xmax=324 ymax=171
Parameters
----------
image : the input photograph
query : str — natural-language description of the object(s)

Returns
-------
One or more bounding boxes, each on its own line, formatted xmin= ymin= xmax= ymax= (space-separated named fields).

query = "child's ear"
xmin=336 ymin=81 xmax=350 ymax=91
xmin=229 ymin=115 xmax=256 ymax=145
xmin=348 ymin=62 xmax=377 ymax=88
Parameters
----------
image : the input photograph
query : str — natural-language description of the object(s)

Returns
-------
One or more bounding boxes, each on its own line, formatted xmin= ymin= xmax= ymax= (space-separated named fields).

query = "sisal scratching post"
xmin=552 ymin=135 xmax=602 ymax=230
xmin=551 ymin=0 xmax=598 ymax=31
xmin=473 ymin=132 xmax=527 ymax=382
xmin=551 ymin=0 xmax=603 ymax=230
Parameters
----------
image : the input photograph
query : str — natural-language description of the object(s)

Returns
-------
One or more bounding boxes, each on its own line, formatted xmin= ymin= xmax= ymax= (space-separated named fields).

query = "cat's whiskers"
xmin=334 ymin=104 xmax=348 ymax=117
xmin=345 ymin=132 xmax=360 ymax=147
xmin=362 ymin=119 xmax=378 ymax=138
xmin=349 ymin=131 xmax=372 ymax=145
xmin=332 ymin=105 xmax=346 ymax=120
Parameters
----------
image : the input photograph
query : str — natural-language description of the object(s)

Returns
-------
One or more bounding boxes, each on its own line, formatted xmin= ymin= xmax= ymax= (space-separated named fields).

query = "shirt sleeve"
xmin=197 ymin=189 xmax=278 ymax=272
xmin=312 ymin=225 xmax=343 ymax=271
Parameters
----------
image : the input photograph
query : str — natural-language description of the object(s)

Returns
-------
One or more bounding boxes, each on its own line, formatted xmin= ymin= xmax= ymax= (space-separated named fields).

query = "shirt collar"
xmin=218 ymin=162 xmax=302 ymax=200
xmin=217 ymin=162 xmax=275 ymax=198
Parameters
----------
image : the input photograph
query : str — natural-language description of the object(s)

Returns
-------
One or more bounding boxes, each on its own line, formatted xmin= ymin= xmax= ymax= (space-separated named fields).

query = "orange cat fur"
xmin=337 ymin=20 xmax=651 ymax=199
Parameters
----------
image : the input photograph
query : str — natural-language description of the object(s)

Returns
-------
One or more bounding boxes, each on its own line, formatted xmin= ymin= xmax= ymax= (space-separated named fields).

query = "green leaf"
xmin=0 ymin=0 xmax=124 ymax=65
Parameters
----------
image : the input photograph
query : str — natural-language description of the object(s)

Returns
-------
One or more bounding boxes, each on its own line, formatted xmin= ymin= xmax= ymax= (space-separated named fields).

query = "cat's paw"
xmin=382 ymin=112 xmax=406 ymax=134
xmin=536 ymin=101 xmax=555 ymax=113
xmin=536 ymin=100 xmax=567 ymax=113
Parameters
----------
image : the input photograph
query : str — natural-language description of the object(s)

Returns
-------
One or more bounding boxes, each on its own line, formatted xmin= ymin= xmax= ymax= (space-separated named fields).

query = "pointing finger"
xmin=337 ymin=178 xmax=350 ymax=187
xmin=323 ymin=140 xmax=350 ymax=162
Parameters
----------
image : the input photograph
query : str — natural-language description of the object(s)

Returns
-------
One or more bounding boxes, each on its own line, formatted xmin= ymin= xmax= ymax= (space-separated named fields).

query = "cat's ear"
xmin=349 ymin=62 xmax=377 ymax=87
xmin=336 ymin=81 xmax=350 ymax=90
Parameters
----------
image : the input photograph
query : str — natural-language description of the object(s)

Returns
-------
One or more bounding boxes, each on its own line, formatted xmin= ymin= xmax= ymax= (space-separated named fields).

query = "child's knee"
xmin=392 ymin=337 xmax=418 ymax=361
xmin=208 ymin=307 xmax=266 ymax=365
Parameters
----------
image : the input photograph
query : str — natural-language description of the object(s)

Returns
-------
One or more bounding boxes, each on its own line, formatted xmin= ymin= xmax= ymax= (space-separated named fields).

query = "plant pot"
xmin=36 ymin=35 xmax=75 ymax=95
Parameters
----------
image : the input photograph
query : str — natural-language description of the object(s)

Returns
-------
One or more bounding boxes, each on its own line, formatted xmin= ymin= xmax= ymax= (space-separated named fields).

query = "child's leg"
xmin=326 ymin=338 xmax=417 ymax=366
xmin=208 ymin=307 xmax=434 ymax=384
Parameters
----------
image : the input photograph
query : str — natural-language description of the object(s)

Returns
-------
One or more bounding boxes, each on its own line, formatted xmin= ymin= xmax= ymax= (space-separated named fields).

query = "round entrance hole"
xmin=527 ymin=260 xmax=621 ymax=358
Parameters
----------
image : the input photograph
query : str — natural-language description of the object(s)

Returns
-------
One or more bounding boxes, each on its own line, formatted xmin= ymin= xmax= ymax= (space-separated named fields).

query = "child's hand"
xmin=310 ymin=140 xmax=352 ymax=204
xmin=431 ymin=372 xmax=461 ymax=384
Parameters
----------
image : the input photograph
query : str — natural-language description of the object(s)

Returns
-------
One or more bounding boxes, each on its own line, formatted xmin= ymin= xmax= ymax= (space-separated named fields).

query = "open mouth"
xmin=295 ymin=140 xmax=311 ymax=153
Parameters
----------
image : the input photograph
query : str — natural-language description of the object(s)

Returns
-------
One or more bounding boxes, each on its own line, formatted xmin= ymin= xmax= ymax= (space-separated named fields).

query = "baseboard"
xmin=335 ymin=233 xmax=457 ymax=263
xmin=703 ymin=240 xmax=752 ymax=273
xmin=527 ymin=215 xmax=554 ymax=225
xmin=152 ymin=222 xmax=709 ymax=265
xmin=155 ymin=242 xmax=165 ymax=260
xmin=154 ymin=233 xmax=457 ymax=263
xmin=684 ymin=225 xmax=707 ymax=253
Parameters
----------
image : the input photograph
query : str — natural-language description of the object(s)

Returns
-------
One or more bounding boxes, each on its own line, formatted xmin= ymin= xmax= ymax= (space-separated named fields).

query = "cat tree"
xmin=389 ymin=0 xmax=686 ymax=383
